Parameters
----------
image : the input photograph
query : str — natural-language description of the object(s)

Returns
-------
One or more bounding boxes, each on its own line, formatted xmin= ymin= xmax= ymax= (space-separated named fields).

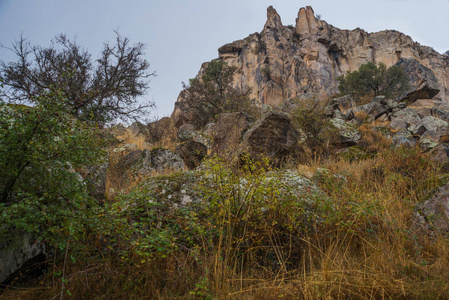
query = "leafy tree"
xmin=0 ymin=86 xmax=106 ymax=248
xmin=0 ymin=32 xmax=155 ymax=123
xmin=179 ymin=60 xmax=255 ymax=128
xmin=337 ymin=62 xmax=409 ymax=101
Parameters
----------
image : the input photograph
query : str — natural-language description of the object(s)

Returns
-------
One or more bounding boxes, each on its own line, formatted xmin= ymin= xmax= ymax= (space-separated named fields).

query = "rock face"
xmin=239 ymin=112 xmax=302 ymax=167
xmin=172 ymin=6 xmax=449 ymax=117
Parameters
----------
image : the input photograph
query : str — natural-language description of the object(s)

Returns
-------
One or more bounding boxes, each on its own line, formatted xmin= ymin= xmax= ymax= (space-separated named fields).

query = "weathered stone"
xmin=239 ymin=112 xmax=302 ymax=167
xmin=413 ymin=182 xmax=449 ymax=237
xmin=177 ymin=124 xmax=197 ymax=141
xmin=150 ymin=148 xmax=185 ymax=173
xmin=431 ymin=107 xmax=449 ymax=123
xmin=0 ymin=235 xmax=46 ymax=284
xmin=175 ymin=141 xmax=207 ymax=170
xmin=392 ymin=128 xmax=416 ymax=148
xmin=329 ymin=118 xmax=361 ymax=145
xmin=396 ymin=58 xmax=440 ymax=103
xmin=421 ymin=116 xmax=449 ymax=136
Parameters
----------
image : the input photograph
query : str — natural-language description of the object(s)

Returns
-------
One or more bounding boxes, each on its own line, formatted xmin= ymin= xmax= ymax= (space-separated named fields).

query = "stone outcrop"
xmin=172 ymin=6 xmax=449 ymax=117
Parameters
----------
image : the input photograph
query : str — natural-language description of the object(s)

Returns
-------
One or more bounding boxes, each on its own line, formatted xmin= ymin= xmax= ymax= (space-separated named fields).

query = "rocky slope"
xmin=173 ymin=5 xmax=449 ymax=118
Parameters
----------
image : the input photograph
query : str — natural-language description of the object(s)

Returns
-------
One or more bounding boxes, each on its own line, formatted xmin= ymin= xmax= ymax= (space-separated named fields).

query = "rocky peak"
xmin=173 ymin=6 xmax=449 ymax=124
xmin=295 ymin=6 xmax=321 ymax=35
xmin=264 ymin=6 xmax=283 ymax=31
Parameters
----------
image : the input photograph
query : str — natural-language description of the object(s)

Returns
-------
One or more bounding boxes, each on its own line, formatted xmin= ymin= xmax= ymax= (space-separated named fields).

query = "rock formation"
xmin=173 ymin=6 xmax=449 ymax=120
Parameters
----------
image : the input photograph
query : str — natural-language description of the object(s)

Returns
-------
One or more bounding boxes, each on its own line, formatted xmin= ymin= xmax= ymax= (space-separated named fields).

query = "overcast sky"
xmin=1 ymin=0 xmax=448 ymax=118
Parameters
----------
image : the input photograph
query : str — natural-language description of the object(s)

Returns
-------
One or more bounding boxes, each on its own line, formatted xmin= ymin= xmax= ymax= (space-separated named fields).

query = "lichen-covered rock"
xmin=329 ymin=118 xmax=361 ymax=145
xmin=392 ymin=128 xmax=416 ymax=148
xmin=413 ymin=182 xmax=449 ymax=237
xmin=390 ymin=108 xmax=422 ymax=131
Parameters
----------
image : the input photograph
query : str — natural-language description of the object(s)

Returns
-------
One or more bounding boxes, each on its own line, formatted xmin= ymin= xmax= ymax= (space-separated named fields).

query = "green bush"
xmin=337 ymin=62 xmax=409 ymax=101
xmin=0 ymin=89 xmax=106 ymax=249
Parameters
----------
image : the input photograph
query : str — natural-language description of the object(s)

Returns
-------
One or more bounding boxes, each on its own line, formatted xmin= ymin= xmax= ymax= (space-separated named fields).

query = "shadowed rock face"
xmin=239 ymin=112 xmax=302 ymax=167
xmin=173 ymin=6 xmax=449 ymax=119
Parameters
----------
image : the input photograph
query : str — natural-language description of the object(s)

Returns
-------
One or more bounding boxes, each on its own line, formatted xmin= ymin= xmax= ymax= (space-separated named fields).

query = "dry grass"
xmin=3 ymin=137 xmax=449 ymax=299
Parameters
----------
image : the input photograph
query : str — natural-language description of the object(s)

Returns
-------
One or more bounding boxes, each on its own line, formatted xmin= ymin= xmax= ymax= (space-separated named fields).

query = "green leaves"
xmin=0 ymin=89 xmax=106 ymax=248
xmin=338 ymin=62 xmax=409 ymax=101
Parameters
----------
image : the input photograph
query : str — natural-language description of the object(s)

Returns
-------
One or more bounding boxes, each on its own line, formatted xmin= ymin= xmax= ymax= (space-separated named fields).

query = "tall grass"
xmin=2 ymin=146 xmax=449 ymax=299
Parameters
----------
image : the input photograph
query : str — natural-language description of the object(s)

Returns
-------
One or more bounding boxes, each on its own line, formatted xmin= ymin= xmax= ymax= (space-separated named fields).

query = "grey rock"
xmin=392 ymin=128 xmax=416 ymax=148
xmin=413 ymin=182 xmax=449 ymax=237
xmin=421 ymin=116 xmax=449 ymax=135
xmin=329 ymin=118 xmax=361 ymax=145
xmin=396 ymin=58 xmax=440 ymax=103
xmin=0 ymin=235 xmax=46 ymax=284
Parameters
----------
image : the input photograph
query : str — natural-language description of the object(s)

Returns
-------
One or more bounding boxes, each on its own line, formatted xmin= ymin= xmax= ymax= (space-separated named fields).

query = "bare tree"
xmin=0 ymin=32 xmax=155 ymax=123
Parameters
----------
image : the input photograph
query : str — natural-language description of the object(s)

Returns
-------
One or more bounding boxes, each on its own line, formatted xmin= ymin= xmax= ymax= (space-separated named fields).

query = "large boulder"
xmin=395 ymin=58 xmax=440 ymax=103
xmin=175 ymin=141 xmax=208 ymax=170
xmin=239 ymin=112 xmax=302 ymax=167
xmin=329 ymin=118 xmax=361 ymax=146
xmin=0 ymin=235 xmax=47 ymax=284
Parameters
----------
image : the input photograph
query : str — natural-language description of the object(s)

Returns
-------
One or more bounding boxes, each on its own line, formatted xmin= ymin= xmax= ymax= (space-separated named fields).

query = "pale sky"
xmin=1 ymin=0 xmax=448 ymax=118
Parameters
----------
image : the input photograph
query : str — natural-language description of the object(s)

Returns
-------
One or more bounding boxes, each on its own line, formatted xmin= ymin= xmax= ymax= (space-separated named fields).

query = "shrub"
xmin=0 ymin=89 xmax=106 ymax=249
xmin=180 ymin=60 xmax=257 ymax=128
xmin=337 ymin=61 xmax=409 ymax=101
xmin=291 ymin=99 xmax=339 ymax=158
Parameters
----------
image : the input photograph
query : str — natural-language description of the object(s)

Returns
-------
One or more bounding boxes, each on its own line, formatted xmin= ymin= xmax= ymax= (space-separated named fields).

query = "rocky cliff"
xmin=173 ymin=6 xmax=449 ymax=116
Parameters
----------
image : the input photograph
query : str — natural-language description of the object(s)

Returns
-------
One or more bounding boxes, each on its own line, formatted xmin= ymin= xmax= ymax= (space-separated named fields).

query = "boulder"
xmin=175 ymin=141 xmax=208 ymax=170
xmin=392 ymin=128 xmax=416 ymax=148
xmin=177 ymin=123 xmax=197 ymax=141
xmin=149 ymin=148 xmax=186 ymax=173
xmin=413 ymin=182 xmax=449 ymax=237
xmin=0 ymin=235 xmax=47 ymax=284
xmin=239 ymin=112 xmax=302 ymax=167
xmin=396 ymin=58 xmax=440 ymax=103
xmin=390 ymin=108 xmax=422 ymax=132
xmin=329 ymin=118 xmax=361 ymax=146
xmin=128 ymin=122 xmax=148 ymax=137
xmin=421 ymin=116 xmax=449 ymax=136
